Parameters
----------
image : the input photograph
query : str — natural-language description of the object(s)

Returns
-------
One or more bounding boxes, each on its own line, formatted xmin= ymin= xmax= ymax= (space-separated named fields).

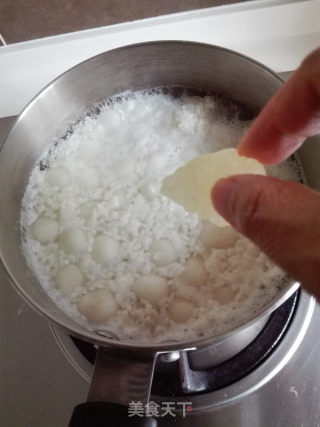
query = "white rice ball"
xmin=149 ymin=239 xmax=177 ymax=267
xmin=179 ymin=256 xmax=207 ymax=287
xmin=213 ymin=286 xmax=238 ymax=305
xmin=31 ymin=217 xmax=59 ymax=244
xmin=77 ymin=289 xmax=117 ymax=323
xmin=132 ymin=274 xmax=169 ymax=306
xmin=59 ymin=229 xmax=87 ymax=256
xmin=168 ymin=299 xmax=195 ymax=323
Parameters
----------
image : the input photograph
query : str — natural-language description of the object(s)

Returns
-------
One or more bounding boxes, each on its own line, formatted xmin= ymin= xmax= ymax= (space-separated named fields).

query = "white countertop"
xmin=0 ymin=0 xmax=319 ymax=118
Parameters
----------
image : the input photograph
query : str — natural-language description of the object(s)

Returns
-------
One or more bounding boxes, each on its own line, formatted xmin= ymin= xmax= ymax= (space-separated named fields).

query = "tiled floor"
xmin=1 ymin=0 xmax=243 ymax=44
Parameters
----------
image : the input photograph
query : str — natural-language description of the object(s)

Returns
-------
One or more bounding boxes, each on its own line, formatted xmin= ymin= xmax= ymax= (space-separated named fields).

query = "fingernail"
xmin=211 ymin=177 xmax=242 ymax=226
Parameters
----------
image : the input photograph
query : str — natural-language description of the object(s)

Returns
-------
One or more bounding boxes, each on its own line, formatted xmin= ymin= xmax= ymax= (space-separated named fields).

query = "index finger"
xmin=238 ymin=47 xmax=320 ymax=165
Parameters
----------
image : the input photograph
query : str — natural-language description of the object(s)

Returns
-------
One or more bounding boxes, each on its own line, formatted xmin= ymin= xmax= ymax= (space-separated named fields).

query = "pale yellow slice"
xmin=161 ymin=148 xmax=265 ymax=226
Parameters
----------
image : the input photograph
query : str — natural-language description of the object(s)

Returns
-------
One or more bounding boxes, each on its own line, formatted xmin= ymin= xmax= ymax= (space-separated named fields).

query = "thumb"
xmin=212 ymin=175 xmax=320 ymax=298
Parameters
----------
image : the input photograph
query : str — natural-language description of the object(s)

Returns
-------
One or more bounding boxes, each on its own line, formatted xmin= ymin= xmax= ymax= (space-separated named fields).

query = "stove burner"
xmin=70 ymin=291 xmax=298 ymax=397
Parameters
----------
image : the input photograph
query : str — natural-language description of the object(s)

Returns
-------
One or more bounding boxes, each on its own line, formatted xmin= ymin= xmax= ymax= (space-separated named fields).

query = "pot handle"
xmin=68 ymin=347 xmax=158 ymax=427
xmin=69 ymin=401 xmax=157 ymax=426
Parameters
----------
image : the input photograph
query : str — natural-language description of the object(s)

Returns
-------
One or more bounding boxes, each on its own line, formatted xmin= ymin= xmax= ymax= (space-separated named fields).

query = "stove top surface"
xmin=1 ymin=111 xmax=320 ymax=427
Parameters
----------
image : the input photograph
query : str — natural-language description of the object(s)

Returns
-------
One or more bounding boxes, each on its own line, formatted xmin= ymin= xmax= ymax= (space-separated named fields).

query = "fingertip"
xmin=237 ymin=128 xmax=287 ymax=166
xmin=236 ymin=129 xmax=271 ymax=164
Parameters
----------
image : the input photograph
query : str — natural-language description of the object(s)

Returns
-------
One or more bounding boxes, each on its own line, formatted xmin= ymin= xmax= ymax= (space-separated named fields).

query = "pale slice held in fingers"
xmin=161 ymin=148 xmax=266 ymax=226
xmin=77 ymin=289 xmax=117 ymax=323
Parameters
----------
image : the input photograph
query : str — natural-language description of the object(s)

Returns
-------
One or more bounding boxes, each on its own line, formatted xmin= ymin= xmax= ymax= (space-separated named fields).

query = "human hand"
xmin=212 ymin=47 xmax=320 ymax=297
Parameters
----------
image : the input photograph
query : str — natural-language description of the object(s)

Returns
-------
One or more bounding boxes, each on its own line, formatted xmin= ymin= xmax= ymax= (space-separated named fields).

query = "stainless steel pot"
xmin=0 ymin=41 xmax=302 ymax=426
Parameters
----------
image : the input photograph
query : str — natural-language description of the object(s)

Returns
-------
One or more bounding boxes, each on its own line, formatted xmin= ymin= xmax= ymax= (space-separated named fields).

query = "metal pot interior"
xmin=0 ymin=41 xmax=306 ymax=352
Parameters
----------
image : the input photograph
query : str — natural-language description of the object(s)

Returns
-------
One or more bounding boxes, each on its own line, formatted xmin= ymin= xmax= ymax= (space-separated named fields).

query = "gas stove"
xmin=1 ymin=109 xmax=320 ymax=427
